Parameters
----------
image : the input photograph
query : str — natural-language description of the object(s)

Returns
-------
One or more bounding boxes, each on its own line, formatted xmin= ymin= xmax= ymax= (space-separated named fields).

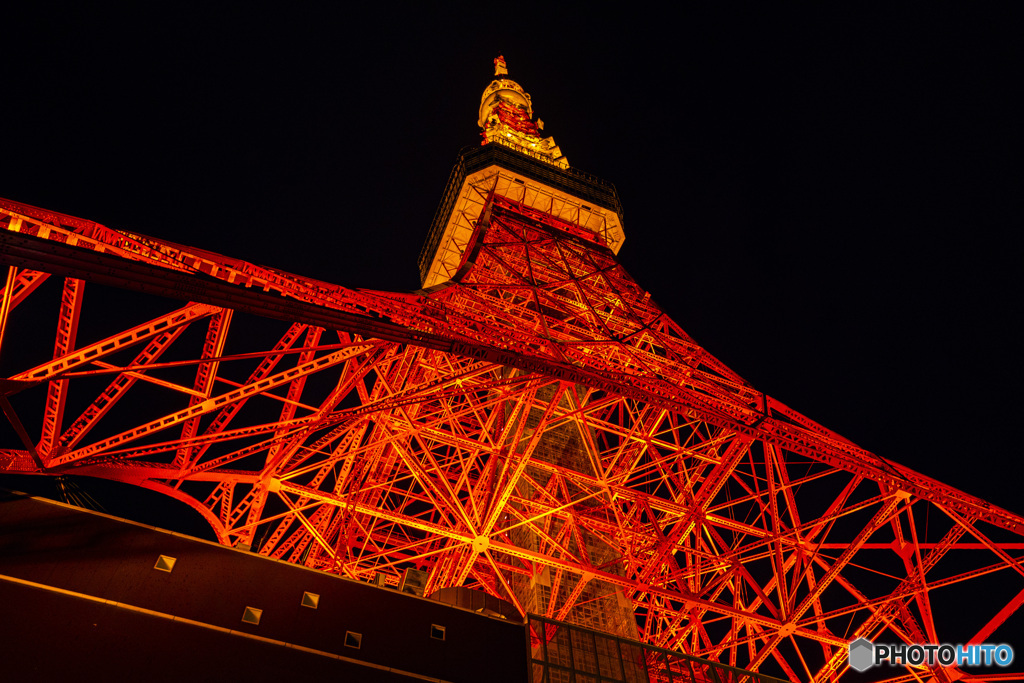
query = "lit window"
xmin=241 ymin=607 xmax=262 ymax=625
xmin=153 ymin=555 xmax=176 ymax=572
xmin=301 ymin=592 xmax=320 ymax=609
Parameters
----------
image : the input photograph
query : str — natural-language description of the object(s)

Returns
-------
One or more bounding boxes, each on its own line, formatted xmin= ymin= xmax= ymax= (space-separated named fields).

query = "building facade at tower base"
xmin=0 ymin=490 xmax=528 ymax=682
xmin=0 ymin=490 xmax=781 ymax=682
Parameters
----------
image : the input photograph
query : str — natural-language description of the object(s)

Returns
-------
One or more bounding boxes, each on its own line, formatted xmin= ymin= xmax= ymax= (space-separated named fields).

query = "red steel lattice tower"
xmin=1 ymin=57 xmax=1022 ymax=681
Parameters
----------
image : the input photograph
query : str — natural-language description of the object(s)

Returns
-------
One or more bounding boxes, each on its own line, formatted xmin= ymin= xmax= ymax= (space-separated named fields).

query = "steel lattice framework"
xmin=1 ymin=61 xmax=1022 ymax=682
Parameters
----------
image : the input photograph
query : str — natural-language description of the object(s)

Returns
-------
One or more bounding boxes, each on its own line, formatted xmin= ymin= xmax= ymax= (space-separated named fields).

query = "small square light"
xmin=431 ymin=624 xmax=446 ymax=641
xmin=241 ymin=607 xmax=262 ymax=626
xmin=153 ymin=555 xmax=176 ymax=572
xmin=344 ymin=631 xmax=362 ymax=649
xmin=301 ymin=591 xmax=320 ymax=609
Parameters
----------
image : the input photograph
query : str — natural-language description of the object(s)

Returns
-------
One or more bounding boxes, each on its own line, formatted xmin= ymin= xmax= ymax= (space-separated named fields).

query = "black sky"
xmin=3 ymin=5 xmax=1022 ymax=522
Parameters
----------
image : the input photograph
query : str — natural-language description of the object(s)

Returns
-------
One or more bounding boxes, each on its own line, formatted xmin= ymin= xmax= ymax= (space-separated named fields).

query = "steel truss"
xmin=1 ymin=193 xmax=1022 ymax=682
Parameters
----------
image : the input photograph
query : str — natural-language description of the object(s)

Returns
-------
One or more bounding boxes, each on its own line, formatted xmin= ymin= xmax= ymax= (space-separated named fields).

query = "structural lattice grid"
xmin=1 ymin=184 xmax=1023 ymax=683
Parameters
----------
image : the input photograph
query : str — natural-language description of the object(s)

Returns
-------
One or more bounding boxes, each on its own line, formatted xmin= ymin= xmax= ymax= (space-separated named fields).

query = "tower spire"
xmin=479 ymin=56 xmax=568 ymax=169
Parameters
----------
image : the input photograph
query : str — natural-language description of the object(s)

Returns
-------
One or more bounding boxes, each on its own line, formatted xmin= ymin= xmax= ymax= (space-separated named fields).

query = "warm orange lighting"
xmin=0 ymin=57 xmax=1021 ymax=682
xmin=478 ymin=57 xmax=568 ymax=169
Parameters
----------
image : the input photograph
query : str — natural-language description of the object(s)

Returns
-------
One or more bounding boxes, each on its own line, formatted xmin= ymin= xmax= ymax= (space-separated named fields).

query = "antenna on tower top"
xmin=479 ymin=56 xmax=568 ymax=169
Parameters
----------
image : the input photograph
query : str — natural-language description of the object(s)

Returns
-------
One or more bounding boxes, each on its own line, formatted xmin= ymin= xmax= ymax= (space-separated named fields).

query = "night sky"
xmin=3 ymin=6 xmax=1022 ymax=526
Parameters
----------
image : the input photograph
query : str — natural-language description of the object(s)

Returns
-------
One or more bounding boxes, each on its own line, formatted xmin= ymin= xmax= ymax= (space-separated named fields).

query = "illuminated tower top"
xmin=418 ymin=57 xmax=625 ymax=288
xmin=479 ymin=56 xmax=568 ymax=169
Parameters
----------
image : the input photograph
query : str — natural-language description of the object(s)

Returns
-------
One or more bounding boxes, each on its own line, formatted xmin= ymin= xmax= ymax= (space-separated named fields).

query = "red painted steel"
xmin=1 ymin=162 xmax=1022 ymax=682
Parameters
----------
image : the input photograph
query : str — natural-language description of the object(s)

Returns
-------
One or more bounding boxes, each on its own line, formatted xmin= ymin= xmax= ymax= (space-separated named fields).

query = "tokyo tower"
xmin=1 ymin=56 xmax=1022 ymax=682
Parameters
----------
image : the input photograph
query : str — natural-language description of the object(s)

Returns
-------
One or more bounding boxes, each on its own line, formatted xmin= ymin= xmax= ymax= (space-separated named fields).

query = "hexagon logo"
xmin=848 ymin=638 xmax=875 ymax=672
